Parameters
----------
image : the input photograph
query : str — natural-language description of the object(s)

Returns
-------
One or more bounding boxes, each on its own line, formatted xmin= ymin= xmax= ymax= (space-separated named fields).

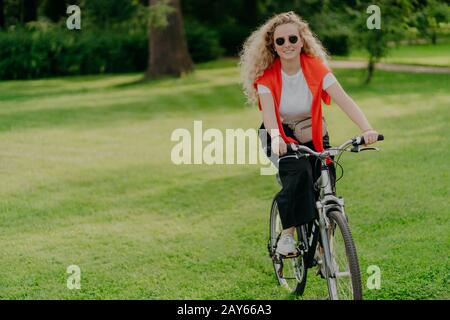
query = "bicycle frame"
xmin=287 ymin=137 xmax=378 ymax=299
xmin=270 ymin=134 xmax=383 ymax=298
xmin=315 ymin=160 xmax=346 ymax=299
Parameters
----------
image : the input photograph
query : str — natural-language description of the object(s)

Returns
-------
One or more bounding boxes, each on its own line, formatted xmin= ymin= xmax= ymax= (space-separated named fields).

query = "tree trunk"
xmin=147 ymin=0 xmax=193 ymax=78
xmin=23 ymin=0 xmax=38 ymax=23
xmin=431 ymin=32 xmax=437 ymax=45
xmin=0 ymin=0 xmax=4 ymax=28
xmin=364 ymin=56 xmax=376 ymax=85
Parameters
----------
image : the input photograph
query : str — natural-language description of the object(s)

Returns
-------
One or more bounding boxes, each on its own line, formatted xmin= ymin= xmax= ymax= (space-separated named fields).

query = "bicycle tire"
xmin=326 ymin=210 xmax=363 ymax=300
xmin=269 ymin=198 xmax=307 ymax=295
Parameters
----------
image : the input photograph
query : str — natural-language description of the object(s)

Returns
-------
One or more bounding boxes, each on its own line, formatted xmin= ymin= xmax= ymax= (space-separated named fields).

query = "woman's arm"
xmin=325 ymin=81 xmax=379 ymax=145
xmin=259 ymin=93 xmax=279 ymax=137
xmin=259 ymin=92 xmax=287 ymax=155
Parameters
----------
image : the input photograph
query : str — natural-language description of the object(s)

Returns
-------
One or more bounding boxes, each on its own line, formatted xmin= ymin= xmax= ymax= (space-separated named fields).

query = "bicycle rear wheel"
xmin=325 ymin=210 xmax=363 ymax=300
xmin=269 ymin=198 xmax=307 ymax=295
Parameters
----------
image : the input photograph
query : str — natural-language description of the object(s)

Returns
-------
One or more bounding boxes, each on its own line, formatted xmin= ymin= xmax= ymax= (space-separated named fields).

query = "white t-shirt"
xmin=257 ymin=69 xmax=337 ymax=123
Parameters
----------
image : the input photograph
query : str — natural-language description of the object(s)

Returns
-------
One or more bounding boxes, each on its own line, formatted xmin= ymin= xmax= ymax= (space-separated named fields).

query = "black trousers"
xmin=260 ymin=123 xmax=336 ymax=229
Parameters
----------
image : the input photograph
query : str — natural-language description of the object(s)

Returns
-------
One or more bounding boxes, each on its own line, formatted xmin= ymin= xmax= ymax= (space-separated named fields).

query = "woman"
xmin=239 ymin=12 xmax=380 ymax=256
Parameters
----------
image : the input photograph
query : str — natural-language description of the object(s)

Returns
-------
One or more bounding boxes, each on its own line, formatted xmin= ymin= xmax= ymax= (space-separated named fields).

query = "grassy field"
xmin=333 ymin=42 xmax=450 ymax=67
xmin=0 ymin=59 xmax=448 ymax=299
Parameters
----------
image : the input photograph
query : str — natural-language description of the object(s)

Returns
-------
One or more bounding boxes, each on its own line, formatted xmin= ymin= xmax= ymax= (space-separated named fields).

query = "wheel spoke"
xmin=331 ymin=231 xmax=354 ymax=299
xmin=326 ymin=211 xmax=361 ymax=300
xmin=270 ymin=201 xmax=307 ymax=294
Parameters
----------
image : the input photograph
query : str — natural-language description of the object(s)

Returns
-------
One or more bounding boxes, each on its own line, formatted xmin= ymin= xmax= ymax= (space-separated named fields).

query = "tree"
xmin=414 ymin=0 xmax=450 ymax=44
xmin=147 ymin=0 xmax=193 ymax=78
xmin=41 ymin=0 xmax=67 ymax=22
xmin=1 ymin=0 xmax=38 ymax=26
xmin=344 ymin=0 xmax=414 ymax=84
xmin=0 ymin=0 xmax=4 ymax=28
xmin=22 ymin=0 xmax=38 ymax=23
xmin=83 ymin=0 xmax=139 ymax=28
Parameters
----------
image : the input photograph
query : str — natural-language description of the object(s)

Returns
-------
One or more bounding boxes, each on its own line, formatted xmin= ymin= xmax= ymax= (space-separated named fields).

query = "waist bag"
xmin=287 ymin=117 xmax=327 ymax=144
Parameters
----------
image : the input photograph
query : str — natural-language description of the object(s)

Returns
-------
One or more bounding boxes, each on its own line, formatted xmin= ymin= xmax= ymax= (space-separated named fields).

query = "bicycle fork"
xmin=316 ymin=200 xmax=339 ymax=300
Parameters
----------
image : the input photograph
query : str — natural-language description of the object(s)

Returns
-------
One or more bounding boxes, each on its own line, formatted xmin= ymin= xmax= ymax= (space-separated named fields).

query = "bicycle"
xmin=268 ymin=134 xmax=384 ymax=300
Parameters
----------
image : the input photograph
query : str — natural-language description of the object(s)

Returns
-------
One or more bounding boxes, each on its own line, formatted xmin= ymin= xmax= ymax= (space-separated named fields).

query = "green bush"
xmin=185 ymin=20 xmax=224 ymax=62
xmin=216 ymin=22 xmax=251 ymax=56
xmin=0 ymin=32 xmax=37 ymax=79
xmin=0 ymin=14 xmax=230 ymax=80
xmin=0 ymin=28 xmax=148 ymax=80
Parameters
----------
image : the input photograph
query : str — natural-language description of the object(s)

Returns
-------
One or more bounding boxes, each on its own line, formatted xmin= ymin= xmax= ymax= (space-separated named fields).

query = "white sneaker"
xmin=276 ymin=233 xmax=298 ymax=256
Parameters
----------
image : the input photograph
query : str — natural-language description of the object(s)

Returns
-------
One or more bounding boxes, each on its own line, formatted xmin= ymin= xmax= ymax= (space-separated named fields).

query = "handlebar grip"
xmin=286 ymin=144 xmax=296 ymax=153
xmin=359 ymin=134 xmax=384 ymax=145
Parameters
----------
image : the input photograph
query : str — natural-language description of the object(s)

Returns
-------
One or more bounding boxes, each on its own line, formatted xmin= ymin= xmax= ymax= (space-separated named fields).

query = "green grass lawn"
xmin=0 ymin=60 xmax=448 ymax=299
xmin=333 ymin=42 xmax=450 ymax=67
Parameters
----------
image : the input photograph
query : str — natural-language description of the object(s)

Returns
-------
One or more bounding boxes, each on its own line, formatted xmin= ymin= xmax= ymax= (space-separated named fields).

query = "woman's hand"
xmin=271 ymin=135 xmax=287 ymax=156
xmin=362 ymin=129 xmax=379 ymax=146
xmin=326 ymin=82 xmax=379 ymax=146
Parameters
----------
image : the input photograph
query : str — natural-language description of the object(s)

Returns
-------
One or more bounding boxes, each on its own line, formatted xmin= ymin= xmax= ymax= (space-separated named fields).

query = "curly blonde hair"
xmin=239 ymin=11 xmax=330 ymax=106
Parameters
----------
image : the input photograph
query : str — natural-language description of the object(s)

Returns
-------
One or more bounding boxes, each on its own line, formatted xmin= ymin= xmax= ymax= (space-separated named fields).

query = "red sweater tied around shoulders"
xmin=254 ymin=52 xmax=332 ymax=154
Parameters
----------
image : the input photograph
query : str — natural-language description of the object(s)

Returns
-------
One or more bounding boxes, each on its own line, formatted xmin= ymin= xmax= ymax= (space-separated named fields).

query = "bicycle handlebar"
xmin=286 ymin=133 xmax=384 ymax=159
xmin=357 ymin=134 xmax=384 ymax=146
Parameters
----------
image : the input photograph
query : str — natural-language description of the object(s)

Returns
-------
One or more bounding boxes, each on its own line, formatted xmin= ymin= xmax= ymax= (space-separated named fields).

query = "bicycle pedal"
xmin=280 ymin=251 xmax=300 ymax=259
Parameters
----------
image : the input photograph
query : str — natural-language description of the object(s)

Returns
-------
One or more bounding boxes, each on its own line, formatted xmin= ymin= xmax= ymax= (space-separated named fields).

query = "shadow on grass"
xmin=111 ymin=74 xmax=185 ymax=89
xmin=1 ymin=69 xmax=448 ymax=134
xmin=0 ymin=164 xmax=270 ymax=230
xmin=0 ymin=83 xmax=246 ymax=132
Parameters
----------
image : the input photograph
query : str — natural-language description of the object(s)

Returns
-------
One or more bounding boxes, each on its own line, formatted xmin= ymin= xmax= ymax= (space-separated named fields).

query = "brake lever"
xmin=360 ymin=147 xmax=380 ymax=152
xmin=350 ymin=146 xmax=380 ymax=152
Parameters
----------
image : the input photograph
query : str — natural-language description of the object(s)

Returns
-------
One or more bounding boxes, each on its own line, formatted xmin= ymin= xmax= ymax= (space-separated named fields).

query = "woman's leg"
xmin=258 ymin=123 xmax=321 ymax=234
xmin=276 ymin=156 xmax=317 ymax=232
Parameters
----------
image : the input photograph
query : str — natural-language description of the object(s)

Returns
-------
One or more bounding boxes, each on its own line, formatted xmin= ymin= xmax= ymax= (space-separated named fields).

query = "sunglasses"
xmin=275 ymin=35 xmax=299 ymax=46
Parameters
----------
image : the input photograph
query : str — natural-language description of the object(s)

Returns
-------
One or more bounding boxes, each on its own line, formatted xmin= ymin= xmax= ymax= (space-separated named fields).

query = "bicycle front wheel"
xmin=325 ymin=210 xmax=363 ymax=300
xmin=269 ymin=199 xmax=307 ymax=295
